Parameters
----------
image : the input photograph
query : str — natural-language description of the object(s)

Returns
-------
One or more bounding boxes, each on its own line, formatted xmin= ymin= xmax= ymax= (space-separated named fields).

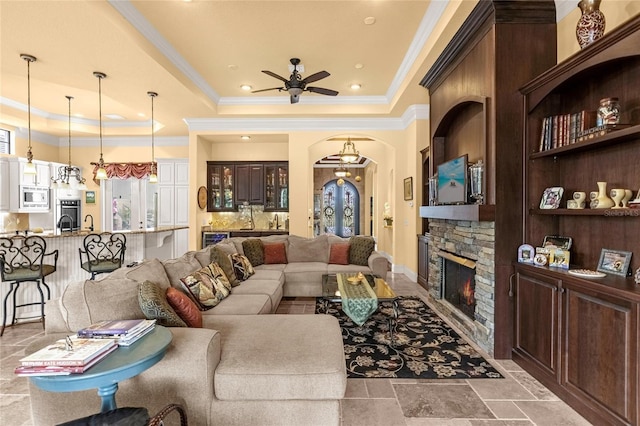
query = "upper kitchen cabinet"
xmin=264 ymin=163 xmax=288 ymax=211
xmin=207 ymin=162 xmax=235 ymax=212
xmin=235 ymin=163 xmax=264 ymax=206
xmin=9 ymin=157 xmax=50 ymax=187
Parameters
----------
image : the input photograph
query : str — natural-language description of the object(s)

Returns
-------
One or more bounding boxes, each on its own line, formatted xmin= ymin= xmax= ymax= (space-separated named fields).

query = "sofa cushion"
xmin=138 ymin=281 xmax=187 ymax=327
xmin=229 ymin=254 xmax=255 ymax=282
xmin=264 ymin=242 xmax=288 ymax=264
xmin=162 ymin=252 xmax=203 ymax=288
xmin=180 ymin=262 xmax=232 ymax=310
xmin=212 ymin=246 xmax=240 ymax=287
xmin=125 ymin=258 xmax=171 ymax=290
xmin=83 ymin=278 xmax=145 ymax=325
xmin=194 ymin=245 xmax=214 ymax=267
xmin=329 ymin=243 xmax=350 ymax=265
xmin=242 ymin=239 xmax=264 ymax=267
xmin=211 ymin=315 xmax=346 ymax=400
xmin=349 ymin=235 xmax=375 ymax=266
xmin=231 ymin=279 xmax=283 ymax=312
xmin=287 ymin=235 xmax=329 ymax=263
xmin=202 ymin=294 xmax=272 ymax=316
xmin=166 ymin=287 xmax=203 ymax=328
xmin=216 ymin=239 xmax=239 ymax=256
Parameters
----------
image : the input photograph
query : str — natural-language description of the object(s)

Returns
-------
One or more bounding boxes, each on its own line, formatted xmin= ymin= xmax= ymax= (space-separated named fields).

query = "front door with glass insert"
xmin=322 ymin=179 xmax=359 ymax=237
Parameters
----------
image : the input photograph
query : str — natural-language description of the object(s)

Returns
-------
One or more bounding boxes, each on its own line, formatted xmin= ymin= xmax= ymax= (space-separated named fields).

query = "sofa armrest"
xmin=368 ymin=251 xmax=389 ymax=279
xmin=44 ymin=298 xmax=74 ymax=334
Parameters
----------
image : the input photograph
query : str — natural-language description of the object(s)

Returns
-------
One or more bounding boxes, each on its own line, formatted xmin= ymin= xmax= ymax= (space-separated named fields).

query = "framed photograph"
xmin=518 ymin=244 xmax=535 ymax=263
xmin=540 ymin=187 xmax=564 ymax=209
xmin=403 ymin=177 xmax=413 ymax=201
xmin=597 ymin=249 xmax=632 ymax=276
xmin=543 ymin=235 xmax=573 ymax=250
xmin=85 ymin=191 xmax=96 ymax=204
xmin=437 ymin=154 xmax=468 ymax=205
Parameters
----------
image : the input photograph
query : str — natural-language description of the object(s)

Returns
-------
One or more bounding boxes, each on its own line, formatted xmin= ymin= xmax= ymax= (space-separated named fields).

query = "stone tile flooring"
xmin=0 ymin=273 xmax=592 ymax=425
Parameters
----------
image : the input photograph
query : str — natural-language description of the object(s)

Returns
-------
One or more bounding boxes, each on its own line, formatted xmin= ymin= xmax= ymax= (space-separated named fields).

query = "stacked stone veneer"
xmin=428 ymin=219 xmax=496 ymax=356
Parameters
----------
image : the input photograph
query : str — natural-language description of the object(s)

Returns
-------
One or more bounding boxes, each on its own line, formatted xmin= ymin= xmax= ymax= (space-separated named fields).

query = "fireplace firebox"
xmin=440 ymin=253 xmax=476 ymax=320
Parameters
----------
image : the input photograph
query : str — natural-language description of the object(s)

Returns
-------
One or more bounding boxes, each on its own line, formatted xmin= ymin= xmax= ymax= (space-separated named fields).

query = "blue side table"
xmin=29 ymin=326 xmax=172 ymax=413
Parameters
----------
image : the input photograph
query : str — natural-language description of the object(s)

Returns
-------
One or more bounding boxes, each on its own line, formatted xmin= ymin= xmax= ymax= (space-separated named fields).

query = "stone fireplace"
xmin=427 ymin=219 xmax=495 ymax=356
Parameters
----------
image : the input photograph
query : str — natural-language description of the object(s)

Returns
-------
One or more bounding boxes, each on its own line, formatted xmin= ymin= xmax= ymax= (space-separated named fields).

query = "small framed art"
xmin=540 ymin=187 xmax=564 ymax=209
xmin=518 ymin=244 xmax=535 ymax=263
xmin=597 ymin=249 xmax=632 ymax=276
xmin=404 ymin=177 xmax=413 ymax=201
xmin=85 ymin=191 xmax=96 ymax=204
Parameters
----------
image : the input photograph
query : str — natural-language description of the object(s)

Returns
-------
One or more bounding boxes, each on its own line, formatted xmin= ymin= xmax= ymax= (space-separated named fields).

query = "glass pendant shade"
xmin=23 ymin=161 xmax=37 ymax=175
xmin=52 ymin=95 xmax=87 ymax=190
xmin=339 ymin=138 xmax=359 ymax=164
xmin=334 ymin=166 xmax=347 ymax=178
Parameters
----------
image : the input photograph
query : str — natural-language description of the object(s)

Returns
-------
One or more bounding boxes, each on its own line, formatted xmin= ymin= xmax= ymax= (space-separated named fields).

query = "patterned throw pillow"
xmin=138 ymin=281 xmax=187 ymax=327
xmin=242 ymin=238 xmax=264 ymax=267
xmin=165 ymin=287 xmax=202 ymax=328
xmin=349 ymin=236 xmax=375 ymax=266
xmin=180 ymin=262 xmax=232 ymax=310
xmin=329 ymin=243 xmax=350 ymax=265
xmin=229 ymin=253 xmax=255 ymax=282
xmin=264 ymin=242 xmax=288 ymax=264
xmin=212 ymin=246 xmax=240 ymax=287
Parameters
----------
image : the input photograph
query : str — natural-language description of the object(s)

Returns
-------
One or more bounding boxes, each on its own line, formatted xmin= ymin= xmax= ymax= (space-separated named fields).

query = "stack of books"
xmin=538 ymin=110 xmax=597 ymax=151
xmin=77 ymin=319 xmax=156 ymax=346
xmin=15 ymin=337 xmax=117 ymax=376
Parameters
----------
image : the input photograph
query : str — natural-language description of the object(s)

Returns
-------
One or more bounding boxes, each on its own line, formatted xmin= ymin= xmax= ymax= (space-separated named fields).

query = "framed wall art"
xmin=597 ymin=248 xmax=632 ymax=276
xmin=404 ymin=177 xmax=413 ymax=201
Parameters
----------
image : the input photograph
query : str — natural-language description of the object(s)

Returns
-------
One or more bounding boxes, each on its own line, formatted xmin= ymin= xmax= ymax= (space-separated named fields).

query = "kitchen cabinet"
xmin=417 ymin=234 xmax=429 ymax=288
xmin=235 ymin=163 xmax=264 ymax=205
xmin=157 ymin=159 xmax=190 ymax=227
xmin=9 ymin=158 xmax=50 ymax=187
xmin=264 ymin=163 xmax=288 ymax=211
xmin=207 ymin=163 xmax=234 ymax=211
xmin=0 ymin=159 xmax=8 ymax=211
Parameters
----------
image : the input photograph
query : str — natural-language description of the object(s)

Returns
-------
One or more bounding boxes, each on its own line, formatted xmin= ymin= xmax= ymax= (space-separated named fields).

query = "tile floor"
xmin=0 ymin=273 xmax=592 ymax=426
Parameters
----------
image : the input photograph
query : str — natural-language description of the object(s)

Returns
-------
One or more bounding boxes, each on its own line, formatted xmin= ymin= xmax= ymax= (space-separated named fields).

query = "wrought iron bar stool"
xmin=56 ymin=404 xmax=188 ymax=426
xmin=0 ymin=235 xmax=58 ymax=336
xmin=78 ymin=232 xmax=127 ymax=280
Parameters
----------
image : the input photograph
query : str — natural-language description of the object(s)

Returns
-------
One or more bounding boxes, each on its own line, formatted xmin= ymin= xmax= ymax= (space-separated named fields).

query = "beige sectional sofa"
xmin=27 ymin=234 xmax=387 ymax=425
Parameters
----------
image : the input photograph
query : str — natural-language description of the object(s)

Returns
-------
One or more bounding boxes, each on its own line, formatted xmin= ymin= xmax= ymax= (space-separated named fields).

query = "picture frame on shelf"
xmin=543 ymin=235 xmax=572 ymax=250
xmin=403 ymin=177 xmax=413 ymax=201
xmin=539 ymin=187 xmax=564 ymax=209
xmin=597 ymin=249 xmax=632 ymax=277
xmin=437 ymin=154 xmax=468 ymax=205
xmin=518 ymin=244 xmax=535 ymax=263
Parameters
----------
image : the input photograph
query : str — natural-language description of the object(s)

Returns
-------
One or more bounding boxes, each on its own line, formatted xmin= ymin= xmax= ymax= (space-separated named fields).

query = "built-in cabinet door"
xmin=157 ymin=162 xmax=174 ymax=185
xmin=207 ymin=163 xmax=234 ymax=211
xmin=513 ymin=268 xmax=560 ymax=378
xmin=562 ymin=282 xmax=637 ymax=425
xmin=264 ymin=163 xmax=288 ymax=211
xmin=0 ymin=159 xmax=8 ymax=211
xmin=174 ymin=186 xmax=189 ymax=225
xmin=157 ymin=186 xmax=174 ymax=226
xmin=417 ymin=235 xmax=429 ymax=287
xmin=235 ymin=164 xmax=264 ymax=206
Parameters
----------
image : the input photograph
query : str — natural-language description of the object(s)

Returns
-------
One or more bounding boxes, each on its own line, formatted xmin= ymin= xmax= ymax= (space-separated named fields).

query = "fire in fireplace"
xmin=440 ymin=253 xmax=477 ymax=320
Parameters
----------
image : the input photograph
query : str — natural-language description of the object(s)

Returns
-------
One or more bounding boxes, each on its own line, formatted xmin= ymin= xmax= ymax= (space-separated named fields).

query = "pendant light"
xmin=148 ymin=91 xmax=158 ymax=183
xmin=94 ymin=71 xmax=108 ymax=180
xmin=52 ymin=96 xmax=87 ymax=190
xmin=338 ymin=137 xmax=359 ymax=164
xmin=21 ymin=54 xmax=37 ymax=175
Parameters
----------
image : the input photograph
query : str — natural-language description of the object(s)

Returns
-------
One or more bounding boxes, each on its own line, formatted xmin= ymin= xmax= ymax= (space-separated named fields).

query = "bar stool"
xmin=79 ymin=232 xmax=127 ymax=280
xmin=0 ymin=235 xmax=58 ymax=336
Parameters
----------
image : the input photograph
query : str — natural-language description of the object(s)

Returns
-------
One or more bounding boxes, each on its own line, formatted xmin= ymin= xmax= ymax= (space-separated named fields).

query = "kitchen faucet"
xmin=275 ymin=213 xmax=281 ymax=230
xmin=84 ymin=214 xmax=94 ymax=232
xmin=57 ymin=214 xmax=73 ymax=233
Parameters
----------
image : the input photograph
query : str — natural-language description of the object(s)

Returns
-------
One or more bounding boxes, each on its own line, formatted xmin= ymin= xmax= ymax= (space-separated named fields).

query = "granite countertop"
xmin=203 ymin=228 xmax=289 ymax=234
xmin=0 ymin=226 xmax=189 ymax=239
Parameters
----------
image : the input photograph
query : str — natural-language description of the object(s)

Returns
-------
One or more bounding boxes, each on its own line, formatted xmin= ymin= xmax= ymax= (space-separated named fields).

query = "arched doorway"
xmin=321 ymin=179 xmax=359 ymax=237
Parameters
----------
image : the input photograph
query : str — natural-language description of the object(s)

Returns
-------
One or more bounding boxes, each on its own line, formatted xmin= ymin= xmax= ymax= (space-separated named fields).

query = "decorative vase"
xmin=610 ymin=188 xmax=625 ymax=209
xmin=591 ymin=181 xmax=615 ymax=209
xmin=576 ymin=0 xmax=606 ymax=49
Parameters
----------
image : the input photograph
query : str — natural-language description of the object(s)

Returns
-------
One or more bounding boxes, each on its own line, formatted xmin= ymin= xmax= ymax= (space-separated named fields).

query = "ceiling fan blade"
xmin=261 ymin=70 xmax=289 ymax=83
xmin=307 ymin=86 xmax=339 ymax=96
xmin=290 ymin=94 xmax=300 ymax=104
xmin=251 ymin=87 xmax=283 ymax=93
xmin=302 ymin=70 xmax=330 ymax=84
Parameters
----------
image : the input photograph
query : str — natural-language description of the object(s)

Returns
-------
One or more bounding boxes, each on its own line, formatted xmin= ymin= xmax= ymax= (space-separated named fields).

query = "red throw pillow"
xmin=264 ymin=242 xmax=288 ymax=264
xmin=329 ymin=243 xmax=350 ymax=265
xmin=165 ymin=287 xmax=203 ymax=328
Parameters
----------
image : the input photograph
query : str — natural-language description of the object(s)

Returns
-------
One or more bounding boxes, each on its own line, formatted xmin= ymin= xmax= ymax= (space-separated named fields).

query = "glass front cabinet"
xmin=264 ymin=163 xmax=288 ymax=211
xmin=207 ymin=163 xmax=234 ymax=211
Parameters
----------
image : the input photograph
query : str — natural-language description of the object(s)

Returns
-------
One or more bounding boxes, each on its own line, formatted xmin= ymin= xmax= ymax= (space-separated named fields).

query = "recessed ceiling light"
xmin=138 ymin=113 xmax=146 ymax=117
xmin=240 ymin=85 xmax=252 ymax=91
xmin=74 ymin=113 xmax=84 ymax=118
xmin=350 ymin=84 xmax=361 ymax=90
xmin=105 ymin=114 xmax=125 ymax=120
xmin=355 ymin=63 xmax=364 ymax=69
xmin=241 ymin=135 xmax=251 ymax=140
xmin=364 ymin=17 xmax=376 ymax=25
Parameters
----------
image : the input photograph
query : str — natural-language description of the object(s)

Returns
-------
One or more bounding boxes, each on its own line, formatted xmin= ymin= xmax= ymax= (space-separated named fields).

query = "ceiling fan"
xmin=252 ymin=58 xmax=339 ymax=104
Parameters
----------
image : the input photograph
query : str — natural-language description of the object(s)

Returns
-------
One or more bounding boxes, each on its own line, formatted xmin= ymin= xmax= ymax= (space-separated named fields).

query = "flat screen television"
xmin=437 ymin=154 xmax=468 ymax=205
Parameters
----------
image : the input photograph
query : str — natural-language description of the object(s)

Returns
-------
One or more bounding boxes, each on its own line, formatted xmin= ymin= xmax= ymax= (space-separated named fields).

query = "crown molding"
xmin=218 ymin=95 xmax=389 ymax=106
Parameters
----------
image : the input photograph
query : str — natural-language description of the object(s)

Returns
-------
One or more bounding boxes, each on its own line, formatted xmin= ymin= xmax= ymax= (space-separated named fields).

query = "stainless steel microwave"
xmin=20 ymin=185 xmax=50 ymax=210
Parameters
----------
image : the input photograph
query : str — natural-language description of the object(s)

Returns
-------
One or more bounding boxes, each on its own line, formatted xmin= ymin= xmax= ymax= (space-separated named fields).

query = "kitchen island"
xmin=0 ymin=226 xmax=188 ymax=326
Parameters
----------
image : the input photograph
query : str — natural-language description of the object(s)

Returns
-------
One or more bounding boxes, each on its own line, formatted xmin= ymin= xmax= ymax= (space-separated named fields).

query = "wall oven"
xmin=19 ymin=185 xmax=50 ymax=211
xmin=56 ymin=199 xmax=81 ymax=232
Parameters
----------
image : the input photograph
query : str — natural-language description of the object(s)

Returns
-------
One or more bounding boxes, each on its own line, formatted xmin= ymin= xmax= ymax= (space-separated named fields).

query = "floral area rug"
xmin=316 ymin=296 xmax=503 ymax=379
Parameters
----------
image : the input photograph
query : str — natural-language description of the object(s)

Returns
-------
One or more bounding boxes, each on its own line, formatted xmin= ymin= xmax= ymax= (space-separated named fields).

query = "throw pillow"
xmin=329 ymin=243 xmax=350 ymax=265
xmin=212 ymin=246 xmax=240 ymax=287
xmin=264 ymin=242 xmax=288 ymax=264
xmin=138 ymin=281 xmax=187 ymax=327
xmin=242 ymin=238 xmax=264 ymax=266
xmin=287 ymin=235 xmax=329 ymax=263
xmin=180 ymin=262 xmax=232 ymax=310
xmin=166 ymin=287 xmax=203 ymax=328
xmin=349 ymin=236 xmax=375 ymax=266
xmin=229 ymin=253 xmax=255 ymax=281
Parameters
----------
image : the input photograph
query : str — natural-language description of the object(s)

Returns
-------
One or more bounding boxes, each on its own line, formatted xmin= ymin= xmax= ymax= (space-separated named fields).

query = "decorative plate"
xmin=568 ymin=269 xmax=606 ymax=278
xmin=197 ymin=186 xmax=208 ymax=210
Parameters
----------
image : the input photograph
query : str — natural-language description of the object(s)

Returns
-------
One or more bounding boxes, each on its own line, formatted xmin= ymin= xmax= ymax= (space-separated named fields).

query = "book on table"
xmin=77 ymin=319 xmax=155 ymax=338
xmin=19 ymin=336 xmax=117 ymax=367
xmin=15 ymin=344 xmax=118 ymax=376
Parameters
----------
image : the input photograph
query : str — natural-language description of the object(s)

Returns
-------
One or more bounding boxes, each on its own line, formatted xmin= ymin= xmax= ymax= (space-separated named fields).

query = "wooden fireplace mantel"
xmin=419 ymin=204 xmax=495 ymax=222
